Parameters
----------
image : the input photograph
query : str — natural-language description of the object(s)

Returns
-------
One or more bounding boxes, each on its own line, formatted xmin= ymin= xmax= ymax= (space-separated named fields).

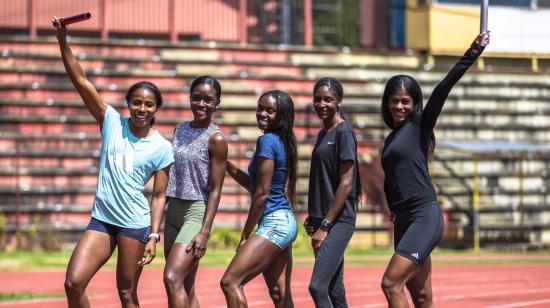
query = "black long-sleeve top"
xmin=381 ymin=42 xmax=485 ymax=210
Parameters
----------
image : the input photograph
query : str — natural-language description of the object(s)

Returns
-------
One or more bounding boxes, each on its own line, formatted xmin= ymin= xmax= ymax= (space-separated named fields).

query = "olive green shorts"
xmin=164 ymin=199 xmax=207 ymax=256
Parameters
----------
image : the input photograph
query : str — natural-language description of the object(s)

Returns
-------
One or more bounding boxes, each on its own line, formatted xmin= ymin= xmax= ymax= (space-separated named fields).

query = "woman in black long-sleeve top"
xmin=380 ymin=32 xmax=490 ymax=307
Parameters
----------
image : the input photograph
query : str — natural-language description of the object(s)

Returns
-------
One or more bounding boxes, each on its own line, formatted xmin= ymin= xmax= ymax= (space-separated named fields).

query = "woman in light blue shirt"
xmin=53 ymin=17 xmax=173 ymax=308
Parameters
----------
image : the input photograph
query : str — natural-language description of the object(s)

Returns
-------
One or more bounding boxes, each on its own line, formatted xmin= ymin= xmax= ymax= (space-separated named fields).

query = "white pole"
xmin=480 ymin=0 xmax=489 ymax=33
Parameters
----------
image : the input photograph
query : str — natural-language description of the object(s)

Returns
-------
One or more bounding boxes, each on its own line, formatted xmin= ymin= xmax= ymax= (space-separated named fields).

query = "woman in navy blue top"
xmin=380 ymin=32 xmax=490 ymax=307
xmin=221 ymin=90 xmax=298 ymax=308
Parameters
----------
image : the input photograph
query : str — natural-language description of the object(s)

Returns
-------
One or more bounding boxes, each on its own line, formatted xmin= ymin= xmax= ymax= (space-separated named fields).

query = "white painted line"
xmin=487 ymin=298 xmax=550 ymax=308
xmin=358 ymin=303 xmax=386 ymax=308
xmin=438 ymin=287 xmax=550 ymax=301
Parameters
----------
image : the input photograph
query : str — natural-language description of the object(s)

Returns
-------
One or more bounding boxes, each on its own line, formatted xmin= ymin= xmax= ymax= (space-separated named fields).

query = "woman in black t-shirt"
xmin=380 ymin=32 xmax=489 ymax=307
xmin=305 ymin=77 xmax=361 ymax=307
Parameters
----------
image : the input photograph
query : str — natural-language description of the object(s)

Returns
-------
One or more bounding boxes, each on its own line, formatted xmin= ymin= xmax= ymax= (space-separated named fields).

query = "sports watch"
xmin=321 ymin=218 xmax=333 ymax=230
xmin=149 ymin=232 xmax=161 ymax=242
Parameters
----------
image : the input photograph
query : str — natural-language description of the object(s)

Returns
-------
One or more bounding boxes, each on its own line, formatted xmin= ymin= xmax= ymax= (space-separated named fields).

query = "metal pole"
xmin=28 ymin=0 xmax=36 ymax=38
xmin=238 ymin=0 xmax=247 ymax=45
xmin=303 ymin=0 xmax=313 ymax=47
xmin=519 ymin=154 xmax=525 ymax=228
xmin=169 ymin=0 xmax=177 ymax=43
xmin=473 ymin=155 xmax=480 ymax=253
xmin=280 ymin=0 xmax=291 ymax=44
xmin=15 ymin=141 xmax=22 ymax=248
xmin=480 ymin=0 xmax=489 ymax=33
xmin=100 ymin=0 xmax=109 ymax=41
xmin=338 ymin=0 xmax=343 ymax=46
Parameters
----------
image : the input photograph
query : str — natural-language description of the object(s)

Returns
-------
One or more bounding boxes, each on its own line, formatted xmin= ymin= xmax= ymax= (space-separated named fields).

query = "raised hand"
xmin=51 ymin=16 xmax=67 ymax=42
xmin=476 ymin=31 xmax=490 ymax=47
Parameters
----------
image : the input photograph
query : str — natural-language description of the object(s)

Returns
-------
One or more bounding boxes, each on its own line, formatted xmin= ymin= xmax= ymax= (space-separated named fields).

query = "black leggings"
xmin=309 ymin=222 xmax=354 ymax=308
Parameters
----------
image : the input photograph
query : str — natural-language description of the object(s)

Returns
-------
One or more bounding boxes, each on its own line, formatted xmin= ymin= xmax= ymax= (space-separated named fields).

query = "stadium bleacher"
xmin=1 ymin=35 xmax=550 ymax=248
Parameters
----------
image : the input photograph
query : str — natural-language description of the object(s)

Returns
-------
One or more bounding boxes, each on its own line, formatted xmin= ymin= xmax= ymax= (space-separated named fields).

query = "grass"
xmin=0 ymin=292 xmax=64 ymax=301
xmin=1 ymin=227 xmax=548 ymax=270
xmin=1 ymin=246 xmax=549 ymax=272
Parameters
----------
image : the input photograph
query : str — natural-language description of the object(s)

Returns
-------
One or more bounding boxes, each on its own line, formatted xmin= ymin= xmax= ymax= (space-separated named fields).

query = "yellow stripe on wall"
xmin=406 ymin=4 xmax=480 ymax=55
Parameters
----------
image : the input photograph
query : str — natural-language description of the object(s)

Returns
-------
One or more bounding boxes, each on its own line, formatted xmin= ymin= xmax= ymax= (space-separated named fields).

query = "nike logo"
xmin=327 ymin=141 xmax=335 ymax=145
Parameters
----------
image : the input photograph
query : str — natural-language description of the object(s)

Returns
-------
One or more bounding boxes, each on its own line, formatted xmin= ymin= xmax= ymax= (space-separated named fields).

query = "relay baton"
xmin=480 ymin=0 xmax=488 ymax=33
xmin=60 ymin=12 xmax=91 ymax=26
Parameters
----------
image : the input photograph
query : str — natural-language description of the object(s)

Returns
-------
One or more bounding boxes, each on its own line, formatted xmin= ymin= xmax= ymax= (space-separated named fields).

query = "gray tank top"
xmin=167 ymin=121 xmax=221 ymax=201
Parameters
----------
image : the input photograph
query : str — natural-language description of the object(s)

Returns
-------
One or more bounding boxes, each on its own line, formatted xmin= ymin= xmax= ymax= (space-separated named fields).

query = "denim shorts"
xmin=256 ymin=208 xmax=297 ymax=249
xmin=86 ymin=217 xmax=151 ymax=244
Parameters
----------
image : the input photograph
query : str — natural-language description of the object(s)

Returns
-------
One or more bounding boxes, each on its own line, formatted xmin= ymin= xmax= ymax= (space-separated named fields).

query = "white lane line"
xmin=438 ymin=287 xmax=550 ymax=301
xmin=357 ymin=303 xmax=386 ymax=308
xmin=352 ymin=284 xmax=550 ymax=308
xmin=487 ymin=298 xmax=550 ymax=308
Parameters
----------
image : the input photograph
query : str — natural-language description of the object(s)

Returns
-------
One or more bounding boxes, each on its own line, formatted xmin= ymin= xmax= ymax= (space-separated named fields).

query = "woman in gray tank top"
xmin=163 ymin=76 xmax=228 ymax=307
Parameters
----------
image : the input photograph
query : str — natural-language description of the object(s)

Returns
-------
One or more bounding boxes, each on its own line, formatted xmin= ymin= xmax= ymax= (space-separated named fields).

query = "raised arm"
xmin=187 ymin=132 xmax=228 ymax=258
xmin=52 ymin=17 xmax=107 ymax=125
xmin=422 ymin=32 xmax=490 ymax=131
xmin=226 ymin=160 xmax=251 ymax=192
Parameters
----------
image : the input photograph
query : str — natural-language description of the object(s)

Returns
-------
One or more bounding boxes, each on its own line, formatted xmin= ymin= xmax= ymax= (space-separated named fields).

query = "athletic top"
xmin=92 ymin=106 xmax=174 ymax=228
xmin=167 ymin=121 xmax=222 ymax=201
xmin=308 ymin=121 xmax=359 ymax=225
xmin=248 ymin=132 xmax=291 ymax=216
xmin=381 ymin=42 xmax=484 ymax=210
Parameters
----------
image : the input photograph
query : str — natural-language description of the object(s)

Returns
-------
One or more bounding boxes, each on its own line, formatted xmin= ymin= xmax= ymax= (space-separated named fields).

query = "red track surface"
xmin=1 ymin=263 xmax=550 ymax=307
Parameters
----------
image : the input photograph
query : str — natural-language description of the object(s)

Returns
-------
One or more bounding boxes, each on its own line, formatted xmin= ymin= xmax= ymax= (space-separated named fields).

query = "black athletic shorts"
xmin=393 ymin=202 xmax=444 ymax=265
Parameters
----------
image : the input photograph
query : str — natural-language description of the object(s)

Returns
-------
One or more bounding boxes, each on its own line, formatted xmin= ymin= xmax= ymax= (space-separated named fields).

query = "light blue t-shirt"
xmin=92 ymin=106 xmax=174 ymax=228
xmin=248 ymin=132 xmax=290 ymax=216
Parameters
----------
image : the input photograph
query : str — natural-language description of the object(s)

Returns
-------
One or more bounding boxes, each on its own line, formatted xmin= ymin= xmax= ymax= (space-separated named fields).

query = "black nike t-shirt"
xmin=307 ymin=121 xmax=359 ymax=225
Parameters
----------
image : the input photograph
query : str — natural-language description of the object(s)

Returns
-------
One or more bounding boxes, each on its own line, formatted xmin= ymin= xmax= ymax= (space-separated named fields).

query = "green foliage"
xmin=40 ymin=228 xmax=62 ymax=252
xmin=207 ymin=227 xmax=241 ymax=250
xmin=312 ymin=0 xmax=360 ymax=47
xmin=293 ymin=219 xmax=313 ymax=250
xmin=0 ymin=211 xmax=6 ymax=251
xmin=207 ymin=219 xmax=312 ymax=250
xmin=15 ymin=214 xmax=62 ymax=251
xmin=0 ymin=212 xmax=5 ymax=233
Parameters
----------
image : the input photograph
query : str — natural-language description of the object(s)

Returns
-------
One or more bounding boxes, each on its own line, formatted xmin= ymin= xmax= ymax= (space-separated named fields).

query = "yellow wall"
xmin=406 ymin=6 xmax=430 ymax=50
xmin=406 ymin=4 xmax=480 ymax=55
xmin=407 ymin=0 xmax=434 ymax=8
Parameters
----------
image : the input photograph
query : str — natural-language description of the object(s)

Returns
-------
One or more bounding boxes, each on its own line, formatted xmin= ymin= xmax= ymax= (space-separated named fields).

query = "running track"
xmin=1 ymin=263 xmax=550 ymax=307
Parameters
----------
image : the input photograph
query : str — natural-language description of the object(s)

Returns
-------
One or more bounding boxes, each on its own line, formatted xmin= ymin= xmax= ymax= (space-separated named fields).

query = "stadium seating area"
xmin=1 ymin=35 xmax=550 ymax=247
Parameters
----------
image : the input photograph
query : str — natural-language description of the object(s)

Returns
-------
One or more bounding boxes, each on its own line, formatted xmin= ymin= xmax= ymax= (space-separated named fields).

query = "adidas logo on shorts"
xmin=411 ymin=252 xmax=419 ymax=259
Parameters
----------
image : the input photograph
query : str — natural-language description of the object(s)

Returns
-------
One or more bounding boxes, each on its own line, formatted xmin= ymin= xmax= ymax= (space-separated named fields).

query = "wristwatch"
xmin=321 ymin=218 xmax=333 ymax=230
xmin=149 ymin=232 xmax=161 ymax=242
